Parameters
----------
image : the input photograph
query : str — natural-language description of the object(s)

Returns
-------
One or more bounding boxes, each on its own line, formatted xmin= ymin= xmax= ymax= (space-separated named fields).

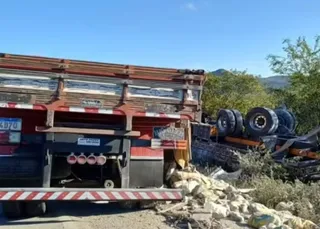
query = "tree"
xmin=202 ymin=70 xmax=276 ymax=118
xmin=267 ymin=36 xmax=320 ymax=76
xmin=267 ymin=36 xmax=320 ymax=134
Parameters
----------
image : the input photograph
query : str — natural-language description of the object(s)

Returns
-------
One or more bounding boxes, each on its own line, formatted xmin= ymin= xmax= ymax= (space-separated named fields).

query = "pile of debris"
xmin=158 ymin=165 xmax=319 ymax=229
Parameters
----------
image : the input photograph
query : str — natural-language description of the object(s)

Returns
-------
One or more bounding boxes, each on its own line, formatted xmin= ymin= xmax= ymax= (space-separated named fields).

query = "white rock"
xmin=191 ymin=184 xmax=204 ymax=196
xmin=191 ymin=212 xmax=212 ymax=226
xmin=172 ymin=180 xmax=188 ymax=189
xmin=204 ymin=201 xmax=229 ymax=219
xmin=259 ymin=227 xmax=267 ymax=229
xmin=249 ymin=202 xmax=271 ymax=214
xmin=243 ymin=194 xmax=253 ymax=201
xmin=229 ymin=211 xmax=244 ymax=222
xmin=225 ymin=185 xmax=238 ymax=194
xmin=239 ymin=203 xmax=249 ymax=214
xmin=266 ymin=223 xmax=276 ymax=229
xmin=185 ymin=180 xmax=200 ymax=194
xmin=274 ymin=210 xmax=294 ymax=223
xmin=214 ymin=190 xmax=226 ymax=198
xmin=275 ymin=201 xmax=295 ymax=212
xmin=229 ymin=201 xmax=241 ymax=212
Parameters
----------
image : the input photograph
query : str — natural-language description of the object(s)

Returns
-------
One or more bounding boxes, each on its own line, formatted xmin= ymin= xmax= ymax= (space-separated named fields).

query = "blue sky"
xmin=0 ymin=0 xmax=319 ymax=77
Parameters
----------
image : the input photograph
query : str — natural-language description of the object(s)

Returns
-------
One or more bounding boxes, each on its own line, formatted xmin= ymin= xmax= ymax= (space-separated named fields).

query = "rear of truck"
xmin=0 ymin=53 xmax=205 ymax=217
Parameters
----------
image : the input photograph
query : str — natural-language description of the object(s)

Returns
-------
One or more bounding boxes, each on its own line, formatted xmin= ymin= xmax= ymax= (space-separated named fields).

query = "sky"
xmin=0 ymin=0 xmax=319 ymax=77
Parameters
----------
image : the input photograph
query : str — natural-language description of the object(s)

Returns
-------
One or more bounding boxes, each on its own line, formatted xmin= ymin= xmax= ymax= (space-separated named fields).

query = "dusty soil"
xmin=0 ymin=202 xmax=174 ymax=229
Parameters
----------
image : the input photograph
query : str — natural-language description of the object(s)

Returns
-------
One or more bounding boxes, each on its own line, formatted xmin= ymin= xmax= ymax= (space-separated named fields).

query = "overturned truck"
xmin=0 ymin=53 xmax=205 ymax=218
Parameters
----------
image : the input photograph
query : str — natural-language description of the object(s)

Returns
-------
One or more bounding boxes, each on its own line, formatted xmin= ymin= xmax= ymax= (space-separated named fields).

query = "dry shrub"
xmin=238 ymin=151 xmax=320 ymax=224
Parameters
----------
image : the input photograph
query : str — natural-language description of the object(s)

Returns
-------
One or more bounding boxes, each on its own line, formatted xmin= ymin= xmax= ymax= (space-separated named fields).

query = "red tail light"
xmin=87 ymin=154 xmax=97 ymax=165
xmin=77 ymin=153 xmax=87 ymax=165
xmin=97 ymin=154 xmax=107 ymax=165
xmin=67 ymin=153 xmax=77 ymax=165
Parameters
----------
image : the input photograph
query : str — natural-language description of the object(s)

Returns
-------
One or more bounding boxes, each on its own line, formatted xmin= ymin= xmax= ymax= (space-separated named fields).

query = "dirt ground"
xmin=0 ymin=202 xmax=174 ymax=229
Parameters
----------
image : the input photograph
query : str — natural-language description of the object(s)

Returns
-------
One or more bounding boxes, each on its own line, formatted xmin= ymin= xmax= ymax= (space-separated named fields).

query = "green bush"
xmin=238 ymin=151 xmax=320 ymax=224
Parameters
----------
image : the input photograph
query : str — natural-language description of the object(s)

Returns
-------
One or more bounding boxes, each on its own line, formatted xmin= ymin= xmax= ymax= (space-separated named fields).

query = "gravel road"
xmin=0 ymin=202 xmax=174 ymax=229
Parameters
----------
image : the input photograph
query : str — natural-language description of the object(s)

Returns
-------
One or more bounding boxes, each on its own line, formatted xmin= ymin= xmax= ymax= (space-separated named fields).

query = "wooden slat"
xmin=35 ymin=126 xmax=140 ymax=136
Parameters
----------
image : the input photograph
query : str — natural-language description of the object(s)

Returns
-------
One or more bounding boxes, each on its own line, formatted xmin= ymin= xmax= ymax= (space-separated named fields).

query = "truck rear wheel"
xmin=2 ymin=202 xmax=25 ymax=219
xmin=25 ymin=202 xmax=46 ymax=217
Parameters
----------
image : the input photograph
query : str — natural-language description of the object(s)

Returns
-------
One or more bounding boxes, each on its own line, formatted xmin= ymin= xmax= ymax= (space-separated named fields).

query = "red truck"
xmin=0 ymin=53 xmax=205 ymax=218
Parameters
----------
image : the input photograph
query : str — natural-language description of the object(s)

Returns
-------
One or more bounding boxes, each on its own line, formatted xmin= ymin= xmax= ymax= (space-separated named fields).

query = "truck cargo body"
xmin=0 ymin=53 xmax=205 ymax=217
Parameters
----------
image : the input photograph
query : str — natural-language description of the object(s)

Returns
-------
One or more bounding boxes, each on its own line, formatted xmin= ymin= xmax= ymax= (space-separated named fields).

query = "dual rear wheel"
xmin=2 ymin=201 xmax=46 ymax=219
xmin=216 ymin=107 xmax=296 ymax=137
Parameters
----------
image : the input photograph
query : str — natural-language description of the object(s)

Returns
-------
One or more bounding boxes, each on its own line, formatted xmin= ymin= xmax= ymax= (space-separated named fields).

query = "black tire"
xmin=216 ymin=109 xmax=236 ymax=136
xmin=274 ymin=108 xmax=296 ymax=135
xmin=245 ymin=107 xmax=279 ymax=136
xmin=25 ymin=201 xmax=46 ymax=217
xmin=2 ymin=202 xmax=25 ymax=219
xmin=230 ymin=109 xmax=244 ymax=136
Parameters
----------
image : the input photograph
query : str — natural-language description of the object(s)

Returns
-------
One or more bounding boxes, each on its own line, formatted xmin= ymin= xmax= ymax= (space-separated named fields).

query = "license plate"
xmin=77 ymin=138 xmax=100 ymax=146
xmin=0 ymin=118 xmax=22 ymax=131
xmin=0 ymin=132 xmax=21 ymax=144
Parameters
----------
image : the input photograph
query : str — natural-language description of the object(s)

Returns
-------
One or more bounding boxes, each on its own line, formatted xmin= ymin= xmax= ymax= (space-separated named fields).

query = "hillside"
xmin=211 ymin=69 xmax=289 ymax=88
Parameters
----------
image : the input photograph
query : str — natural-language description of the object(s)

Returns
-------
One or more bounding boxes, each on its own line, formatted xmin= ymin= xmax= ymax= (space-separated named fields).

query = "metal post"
xmin=121 ymin=137 xmax=131 ymax=188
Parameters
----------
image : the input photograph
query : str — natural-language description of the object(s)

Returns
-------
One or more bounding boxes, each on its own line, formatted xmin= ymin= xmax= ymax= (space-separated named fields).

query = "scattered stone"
xmin=225 ymin=185 xmax=238 ymax=194
xmin=229 ymin=201 xmax=241 ymax=212
xmin=229 ymin=211 xmax=244 ymax=223
xmin=275 ymin=202 xmax=295 ymax=212
xmin=191 ymin=212 xmax=212 ymax=226
xmin=287 ymin=217 xmax=318 ymax=229
xmin=204 ymin=201 xmax=229 ymax=219
xmin=185 ymin=180 xmax=200 ymax=194
xmin=191 ymin=184 xmax=204 ymax=196
xmin=164 ymin=165 xmax=318 ymax=229
xmin=248 ymin=213 xmax=282 ymax=228
xmin=249 ymin=203 xmax=272 ymax=214
xmin=239 ymin=203 xmax=250 ymax=214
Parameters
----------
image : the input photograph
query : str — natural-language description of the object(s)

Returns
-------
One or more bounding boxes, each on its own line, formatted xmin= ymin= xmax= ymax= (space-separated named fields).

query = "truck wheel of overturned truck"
xmin=274 ymin=108 xmax=296 ymax=135
xmin=245 ymin=107 xmax=279 ymax=136
xmin=230 ymin=109 xmax=244 ymax=136
xmin=25 ymin=201 xmax=46 ymax=217
xmin=2 ymin=202 xmax=25 ymax=219
xmin=216 ymin=109 xmax=236 ymax=136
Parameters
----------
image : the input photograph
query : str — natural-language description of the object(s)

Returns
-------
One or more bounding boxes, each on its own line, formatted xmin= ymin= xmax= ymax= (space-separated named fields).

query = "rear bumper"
xmin=0 ymin=188 xmax=183 ymax=201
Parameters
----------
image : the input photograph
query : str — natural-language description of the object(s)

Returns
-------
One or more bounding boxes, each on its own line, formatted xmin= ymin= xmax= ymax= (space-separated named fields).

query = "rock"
xmin=229 ymin=211 xmax=244 ymax=222
xmin=214 ymin=190 xmax=226 ymax=198
xmin=266 ymin=223 xmax=276 ymax=229
xmin=229 ymin=201 xmax=241 ymax=212
xmin=248 ymin=213 xmax=282 ymax=228
xmin=225 ymin=185 xmax=238 ymax=194
xmin=249 ymin=203 xmax=272 ymax=214
xmin=191 ymin=212 xmax=212 ymax=226
xmin=273 ymin=211 xmax=294 ymax=223
xmin=204 ymin=201 xmax=229 ymax=219
xmin=243 ymin=194 xmax=253 ymax=201
xmin=172 ymin=180 xmax=188 ymax=189
xmin=185 ymin=180 xmax=200 ymax=194
xmin=191 ymin=184 xmax=205 ymax=196
xmin=199 ymin=191 xmax=220 ymax=202
xmin=230 ymin=194 xmax=248 ymax=204
xmin=240 ymin=203 xmax=250 ymax=214
xmin=288 ymin=217 xmax=318 ymax=229
xmin=281 ymin=225 xmax=292 ymax=229
xmin=275 ymin=202 xmax=295 ymax=212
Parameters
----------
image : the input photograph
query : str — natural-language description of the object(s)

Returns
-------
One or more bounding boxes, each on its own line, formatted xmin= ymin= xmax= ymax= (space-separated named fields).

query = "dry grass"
xmin=238 ymin=151 xmax=320 ymax=224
